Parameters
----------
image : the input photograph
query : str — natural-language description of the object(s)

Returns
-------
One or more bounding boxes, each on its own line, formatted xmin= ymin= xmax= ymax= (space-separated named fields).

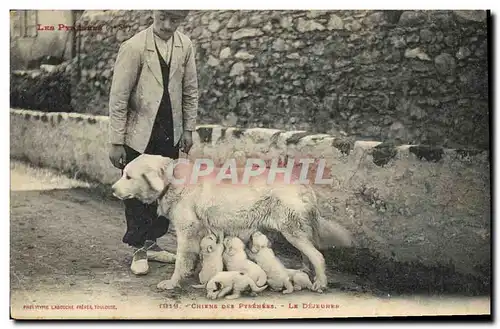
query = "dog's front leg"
xmin=157 ymin=221 xmax=201 ymax=290
xmin=300 ymin=252 xmax=312 ymax=275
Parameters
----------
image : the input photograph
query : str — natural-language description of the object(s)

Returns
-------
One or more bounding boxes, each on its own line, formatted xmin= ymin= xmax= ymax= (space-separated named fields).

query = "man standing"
xmin=108 ymin=10 xmax=198 ymax=275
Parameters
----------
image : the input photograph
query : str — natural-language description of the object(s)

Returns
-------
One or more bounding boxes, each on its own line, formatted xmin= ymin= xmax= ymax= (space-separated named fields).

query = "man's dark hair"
xmin=156 ymin=10 xmax=190 ymax=18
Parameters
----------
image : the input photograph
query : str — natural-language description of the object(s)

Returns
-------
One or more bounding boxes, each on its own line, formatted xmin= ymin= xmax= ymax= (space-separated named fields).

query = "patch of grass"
xmin=10 ymin=158 xmax=122 ymax=202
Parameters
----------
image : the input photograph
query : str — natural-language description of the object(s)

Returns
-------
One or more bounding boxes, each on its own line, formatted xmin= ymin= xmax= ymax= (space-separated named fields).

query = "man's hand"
xmin=109 ymin=144 xmax=127 ymax=169
xmin=180 ymin=131 xmax=193 ymax=154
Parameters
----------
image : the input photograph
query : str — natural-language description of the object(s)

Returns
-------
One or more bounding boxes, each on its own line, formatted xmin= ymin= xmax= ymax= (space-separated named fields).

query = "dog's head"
xmin=200 ymin=234 xmax=218 ymax=254
xmin=223 ymin=236 xmax=245 ymax=256
xmin=249 ymin=231 xmax=271 ymax=253
xmin=111 ymin=154 xmax=175 ymax=204
xmin=206 ymin=280 xmax=223 ymax=297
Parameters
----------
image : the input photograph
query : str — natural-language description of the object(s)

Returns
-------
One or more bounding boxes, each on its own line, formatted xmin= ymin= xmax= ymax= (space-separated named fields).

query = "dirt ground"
xmin=9 ymin=160 xmax=491 ymax=320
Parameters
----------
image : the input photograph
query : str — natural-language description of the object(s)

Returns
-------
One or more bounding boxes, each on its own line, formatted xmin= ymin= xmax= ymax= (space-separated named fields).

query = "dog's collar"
xmin=157 ymin=184 xmax=170 ymax=201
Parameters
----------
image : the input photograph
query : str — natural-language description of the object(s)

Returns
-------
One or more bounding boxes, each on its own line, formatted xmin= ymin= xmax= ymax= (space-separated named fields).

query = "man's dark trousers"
xmin=121 ymin=44 xmax=178 ymax=249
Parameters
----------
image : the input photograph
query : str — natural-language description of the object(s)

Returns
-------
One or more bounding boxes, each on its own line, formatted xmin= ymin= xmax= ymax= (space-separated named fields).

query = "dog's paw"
xmin=157 ymin=279 xmax=180 ymax=290
xmin=311 ymin=277 xmax=327 ymax=293
xmin=207 ymin=291 xmax=218 ymax=300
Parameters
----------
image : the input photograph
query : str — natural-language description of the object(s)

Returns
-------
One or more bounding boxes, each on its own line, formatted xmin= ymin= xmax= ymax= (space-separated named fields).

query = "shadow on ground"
xmin=271 ymin=236 xmax=490 ymax=297
xmin=10 ymin=183 xmax=491 ymax=299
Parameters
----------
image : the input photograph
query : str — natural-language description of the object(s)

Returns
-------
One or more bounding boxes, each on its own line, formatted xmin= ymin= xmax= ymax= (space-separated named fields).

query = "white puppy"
xmin=222 ymin=236 xmax=267 ymax=287
xmin=205 ymin=271 xmax=268 ymax=300
xmin=247 ymin=231 xmax=294 ymax=294
xmin=192 ymin=232 xmax=224 ymax=288
xmin=286 ymin=269 xmax=314 ymax=291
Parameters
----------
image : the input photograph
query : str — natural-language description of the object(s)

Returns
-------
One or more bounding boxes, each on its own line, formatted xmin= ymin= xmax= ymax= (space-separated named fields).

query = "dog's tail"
xmin=296 ymin=272 xmax=313 ymax=290
xmin=256 ymin=273 xmax=267 ymax=287
xmin=311 ymin=209 xmax=354 ymax=250
xmin=250 ymin=281 xmax=268 ymax=293
xmin=191 ymin=284 xmax=206 ymax=289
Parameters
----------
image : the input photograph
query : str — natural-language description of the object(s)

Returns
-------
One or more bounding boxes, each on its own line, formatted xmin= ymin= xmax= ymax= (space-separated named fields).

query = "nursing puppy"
xmin=247 ymin=231 xmax=294 ymax=294
xmin=192 ymin=232 xmax=224 ymax=288
xmin=223 ymin=236 xmax=267 ymax=287
xmin=205 ymin=271 xmax=268 ymax=300
xmin=286 ymin=269 xmax=314 ymax=291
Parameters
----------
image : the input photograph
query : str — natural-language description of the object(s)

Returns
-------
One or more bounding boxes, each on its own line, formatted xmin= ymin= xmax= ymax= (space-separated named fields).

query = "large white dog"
xmin=111 ymin=154 xmax=353 ymax=292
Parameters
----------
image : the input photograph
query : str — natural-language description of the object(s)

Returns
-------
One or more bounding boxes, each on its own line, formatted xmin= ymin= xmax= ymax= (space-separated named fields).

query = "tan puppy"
xmin=286 ymin=269 xmax=314 ymax=291
xmin=223 ymin=237 xmax=267 ymax=287
xmin=192 ymin=232 xmax=224 ymax=288
xmin=247 ymin=231 xmax=294 ymax=294
xmin=205 ymin=271 xmax=268 ymax=300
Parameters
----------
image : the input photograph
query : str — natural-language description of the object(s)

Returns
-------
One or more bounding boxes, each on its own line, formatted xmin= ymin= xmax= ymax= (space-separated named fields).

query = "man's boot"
xmin=130 ymin=248 xmax=149 ymax=275
xmin=144 ymin=240 xmax=176 ymax=263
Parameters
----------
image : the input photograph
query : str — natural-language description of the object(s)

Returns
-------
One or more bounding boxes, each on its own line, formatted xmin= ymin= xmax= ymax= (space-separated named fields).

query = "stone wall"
xmin=10 ymin=108 xmax=491 ymax=285
xmin=69 ymin=10 xmax=489 ymax=149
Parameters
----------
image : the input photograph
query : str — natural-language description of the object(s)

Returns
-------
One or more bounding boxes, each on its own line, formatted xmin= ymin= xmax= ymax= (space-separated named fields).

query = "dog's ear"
xmin=266 ymin=238 xmax=272 ymax=249
xmin=142 ymin=171 xmax=165 ymax=193
xmin=248 ymin=238 xmax=258 ymax=254
xmin=247 ymin=237 xmax=253 ymax=249
xmin=216 ymin=231 xmax=224 ymax=244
